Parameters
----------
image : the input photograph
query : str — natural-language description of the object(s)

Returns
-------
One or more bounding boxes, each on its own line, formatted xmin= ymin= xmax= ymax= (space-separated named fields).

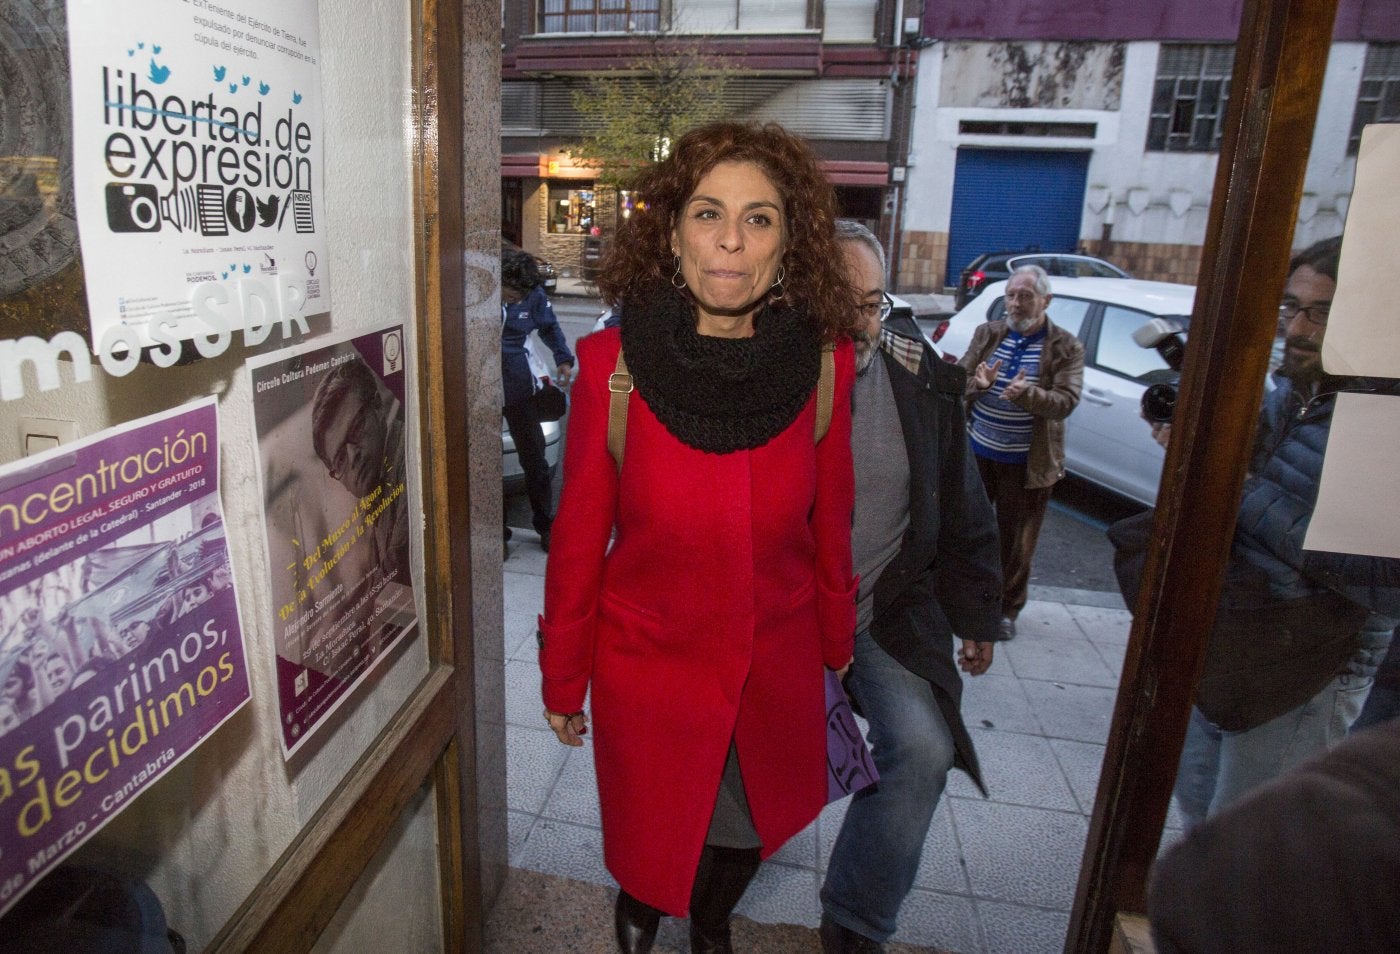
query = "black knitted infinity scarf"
xmin=619 ymin=281 xmax=822 ymax=454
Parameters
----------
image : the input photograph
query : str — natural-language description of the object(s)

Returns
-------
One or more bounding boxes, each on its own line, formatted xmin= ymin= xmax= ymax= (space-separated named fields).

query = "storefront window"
xmin=548 ymin=184 xmax=597 ymax=234
xmin=618 ymin=189 xmax=637 ymax=223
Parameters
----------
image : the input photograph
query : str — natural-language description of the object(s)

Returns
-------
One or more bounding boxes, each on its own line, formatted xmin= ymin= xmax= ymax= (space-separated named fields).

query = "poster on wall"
xmin=0 ymin=398 xmax=250 ymax=917
xmin=65 ymin=0 xmax=330 ymax=351
xmin=247 ymin=325 xmax=416 ymax=758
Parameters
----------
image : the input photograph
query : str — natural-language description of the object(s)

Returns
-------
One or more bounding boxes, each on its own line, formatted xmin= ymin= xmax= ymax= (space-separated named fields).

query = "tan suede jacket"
xmin=956 ymin=319 xmax=1085 ymax=489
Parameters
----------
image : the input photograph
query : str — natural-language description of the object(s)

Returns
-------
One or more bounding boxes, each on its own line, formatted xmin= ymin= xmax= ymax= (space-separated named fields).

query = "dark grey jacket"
xmin=868 ymin=317 xmax=1004 ymax=793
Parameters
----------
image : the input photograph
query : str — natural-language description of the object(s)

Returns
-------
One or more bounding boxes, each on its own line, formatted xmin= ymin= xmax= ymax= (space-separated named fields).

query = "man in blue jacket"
xmin=1151 ymin=236 xmax=1400 ymax=824
xmin=819 ymin=222 xmax=1003 ymax=953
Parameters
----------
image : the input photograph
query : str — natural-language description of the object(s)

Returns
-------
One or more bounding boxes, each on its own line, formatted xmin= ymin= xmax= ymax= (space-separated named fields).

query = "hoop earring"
xmin=671 ymin=256 xmax=687 ymax=290
xmin=769 ymin=264 xmax=786 ymax=301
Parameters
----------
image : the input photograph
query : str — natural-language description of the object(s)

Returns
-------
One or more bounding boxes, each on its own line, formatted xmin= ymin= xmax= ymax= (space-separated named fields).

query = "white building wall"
xmin=901 ymin=39 xmax=1368 ymax=288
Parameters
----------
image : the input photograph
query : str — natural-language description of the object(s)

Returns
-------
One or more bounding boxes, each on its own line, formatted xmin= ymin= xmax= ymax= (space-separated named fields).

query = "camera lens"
xmin=1141 ymin=382 xmax=1178 ymax=424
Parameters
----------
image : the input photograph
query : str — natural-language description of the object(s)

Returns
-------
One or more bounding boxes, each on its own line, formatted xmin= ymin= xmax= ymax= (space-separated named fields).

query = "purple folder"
xmin=825 ymin=669 xmax=879 ymax=802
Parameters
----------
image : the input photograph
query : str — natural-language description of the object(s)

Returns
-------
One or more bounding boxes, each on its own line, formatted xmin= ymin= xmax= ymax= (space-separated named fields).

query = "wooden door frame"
xmin=206 ymin=0 xmax=480 ymax=950
xmin=1065 ymin=1 xmax=1343 ymax=950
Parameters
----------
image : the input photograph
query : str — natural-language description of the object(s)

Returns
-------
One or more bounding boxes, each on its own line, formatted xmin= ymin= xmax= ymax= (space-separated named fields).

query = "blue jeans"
xmin=1174 ymin=671 xmax=1374 ymax=826
xmin=821 ymin=630 xmax=955 ymax=943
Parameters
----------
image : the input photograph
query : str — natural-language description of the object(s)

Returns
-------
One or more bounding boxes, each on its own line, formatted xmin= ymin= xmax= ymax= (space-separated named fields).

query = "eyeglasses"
xmin=858 ymin=293 xmax=894 ymax=323
xmin=329 ymin=415 xmax=369 ymax=481
xmin=1279 ymin=301 xmax=1330 ymax=329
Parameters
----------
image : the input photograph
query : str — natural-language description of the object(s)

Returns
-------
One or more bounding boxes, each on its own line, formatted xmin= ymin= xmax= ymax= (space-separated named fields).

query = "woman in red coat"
xmin=538 ymin=122 xmax=861 ymax=954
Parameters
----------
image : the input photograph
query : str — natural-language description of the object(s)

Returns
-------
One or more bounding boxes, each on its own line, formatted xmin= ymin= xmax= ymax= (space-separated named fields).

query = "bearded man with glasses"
xmin=1148 ymin=235 xmax=1400 ymax=827
xmin=818 ymin=221 xmax=1002 ymax=954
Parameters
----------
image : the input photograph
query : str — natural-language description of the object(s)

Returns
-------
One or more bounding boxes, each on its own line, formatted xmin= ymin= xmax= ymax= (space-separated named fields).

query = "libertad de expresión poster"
xmin=248 ymin=325 xmax=416 ymax=757
xmin=66 ymin=0 xmax=330 ymax=351
xmin=0 ymin=398 xmax=250 ymax=917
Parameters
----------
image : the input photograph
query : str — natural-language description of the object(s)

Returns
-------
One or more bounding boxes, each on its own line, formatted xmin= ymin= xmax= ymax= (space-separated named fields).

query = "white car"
xmin=936 ymin=277 xmax=1197 ymax=506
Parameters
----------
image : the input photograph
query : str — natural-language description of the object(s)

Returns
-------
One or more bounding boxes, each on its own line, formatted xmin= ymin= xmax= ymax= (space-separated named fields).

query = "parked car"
xmin=937 ymin=277 xmax=1196 ymax=506
xmin=502 ymin=416 xmax=561 ymax=495
xmin=501 ymin=239 xmax=558 ymax=295
xmin=954 ymin=251 xmax=1130 ymax=310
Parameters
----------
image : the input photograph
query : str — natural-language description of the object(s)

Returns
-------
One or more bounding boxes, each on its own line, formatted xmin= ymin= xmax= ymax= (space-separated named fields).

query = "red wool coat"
xmin=539 ymin=326 xmax=857 ymax=917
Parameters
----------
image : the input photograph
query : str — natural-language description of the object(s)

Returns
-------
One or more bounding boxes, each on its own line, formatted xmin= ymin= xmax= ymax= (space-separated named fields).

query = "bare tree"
xmin=566 ymin=36 xmax=733 ymax=189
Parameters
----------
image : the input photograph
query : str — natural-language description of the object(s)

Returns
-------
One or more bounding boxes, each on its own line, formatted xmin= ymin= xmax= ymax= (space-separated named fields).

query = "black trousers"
xmin=503 ymin=402 xmax=553 ymax=534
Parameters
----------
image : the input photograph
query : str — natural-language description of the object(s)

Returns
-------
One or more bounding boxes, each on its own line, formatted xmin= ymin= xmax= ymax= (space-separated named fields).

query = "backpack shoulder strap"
xmin=814 ymin=344 xmax=835 ymax=443
xmin=607 ymin=348 xmax=633 ymax=472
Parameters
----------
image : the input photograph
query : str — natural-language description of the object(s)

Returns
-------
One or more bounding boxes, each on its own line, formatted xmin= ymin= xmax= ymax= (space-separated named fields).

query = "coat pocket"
xmin=597 ymin=589 xmax=668 ymax=653
xmin=784 ymin=576 xmax=817 ymax=611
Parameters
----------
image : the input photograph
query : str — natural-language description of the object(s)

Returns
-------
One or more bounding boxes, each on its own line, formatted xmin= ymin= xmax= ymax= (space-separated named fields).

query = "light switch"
xmin=25 ymin=434 xmax=62 ymax=455
xmin=20 ymin=417 xmax=80 ymax=456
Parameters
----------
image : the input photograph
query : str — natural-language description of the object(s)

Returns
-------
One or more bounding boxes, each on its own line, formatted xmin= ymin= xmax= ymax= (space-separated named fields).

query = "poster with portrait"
xmin=66 ymin=0 xmax=330 ymax=351
xmin=247 ymin=324 xmax=415 ymax=757
xmin=0 ymin=398 xmax=250 ymax=917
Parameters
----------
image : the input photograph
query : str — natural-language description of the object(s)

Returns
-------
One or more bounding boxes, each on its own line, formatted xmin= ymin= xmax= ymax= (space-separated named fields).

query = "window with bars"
xmin=1349 ymin=44 xmax=1400 ymax=155
xmin=1146 ymin=45 xmax=1234 ymax=153
xmin=538 ymin=0 xmax=660 ymax=33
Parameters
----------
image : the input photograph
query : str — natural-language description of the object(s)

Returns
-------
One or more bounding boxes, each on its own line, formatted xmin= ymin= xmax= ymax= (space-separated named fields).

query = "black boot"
xmin=688 ymin=845 xmax=761 ymax=954
xmin=615 ymin=889 xmax=662 ymax=954
xmin=819 ymin=913 xmax=885 ymax=953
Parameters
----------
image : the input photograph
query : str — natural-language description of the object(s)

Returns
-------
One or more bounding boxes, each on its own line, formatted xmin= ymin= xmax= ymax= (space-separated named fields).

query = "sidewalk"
xmin=496 ymin=532 xmax=1182 ymax=954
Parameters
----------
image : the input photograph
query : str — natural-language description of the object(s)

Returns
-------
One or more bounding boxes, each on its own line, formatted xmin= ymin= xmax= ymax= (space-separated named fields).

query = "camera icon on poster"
xmin=106 ymin=182 xmax=162 ymax=233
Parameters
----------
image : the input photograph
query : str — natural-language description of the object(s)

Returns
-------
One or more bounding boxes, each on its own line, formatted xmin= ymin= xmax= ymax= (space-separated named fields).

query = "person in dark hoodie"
xmin=501 ymin=247 xmax=574 ymax=551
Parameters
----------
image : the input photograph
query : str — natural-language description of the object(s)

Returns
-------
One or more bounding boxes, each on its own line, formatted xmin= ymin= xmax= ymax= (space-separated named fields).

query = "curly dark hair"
xmin=501 ymin=247 xmax=543 ymax=293
xmin=1289 ymin=235 xmax=1342 ymax=283
xmin=597 ymin=122 xmax=861 ymax=342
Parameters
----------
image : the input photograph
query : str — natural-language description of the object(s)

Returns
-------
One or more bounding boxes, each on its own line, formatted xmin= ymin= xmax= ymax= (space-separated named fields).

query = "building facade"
xmin=501 ymin=0 xmax=924 ymax=276
xmin=901 ymin=0 xmax=1400 ymax=291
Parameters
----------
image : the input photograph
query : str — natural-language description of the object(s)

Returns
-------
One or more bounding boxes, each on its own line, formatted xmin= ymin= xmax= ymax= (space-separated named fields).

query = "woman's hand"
xmin=555 ymin=362 xmax=575 ymax=387
xmin=832 ymin=661 xmax=852 ymax=680
xmin=544 ymin=708 xmax=588 ymax=746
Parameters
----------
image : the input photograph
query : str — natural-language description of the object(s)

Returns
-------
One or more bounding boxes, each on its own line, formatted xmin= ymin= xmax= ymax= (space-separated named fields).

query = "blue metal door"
xmin=945 ymin=148 xmax=1091 ymax=287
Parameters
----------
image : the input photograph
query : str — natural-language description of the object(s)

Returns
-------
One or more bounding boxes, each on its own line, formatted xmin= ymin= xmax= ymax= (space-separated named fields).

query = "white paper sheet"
xmin=1323 ymin=124 xmax=1400 ymax=379
xmin=1305 ymin=391 xmax=1400 ymax=559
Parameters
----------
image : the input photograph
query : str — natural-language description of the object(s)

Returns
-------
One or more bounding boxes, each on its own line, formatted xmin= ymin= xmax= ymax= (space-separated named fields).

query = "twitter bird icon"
xmin=256 ymin=194 xmax=281 ymax=227
xmin=292 ymin=91 xmax=303 ymax=104
xmin=258 ymin=81 xmax=270 ymax=95
xmin=214 ymin=65 xmax=227 ymax=81
xmin=149 ymin=59 xmax=171 ymax=84
xmin=241 ymin=75 xmax=250 ymax=86
xmin=229 ymin=82 xmax=238 ymax=93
